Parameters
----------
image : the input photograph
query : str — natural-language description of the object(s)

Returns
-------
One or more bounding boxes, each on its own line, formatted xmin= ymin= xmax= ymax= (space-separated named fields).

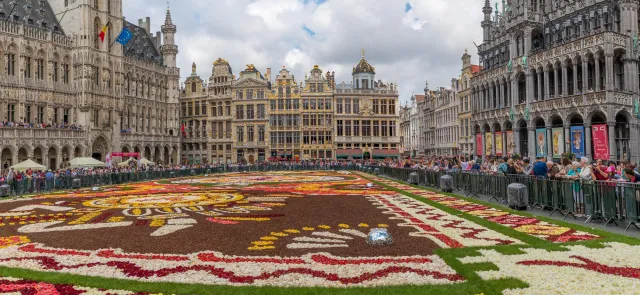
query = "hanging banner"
xmin=495 ymin=131 xmax=503 ymax=156
xmin=485 ymin=132 xmax=494 ymax=156
xmin=506 ymin=131 xmax=515 ymax=156
xmin=476 ymin=133 xmax=483 ymax=156
xmin=570 ymin=126 xmax=585 ymax=158
xmin=592 ymin=124 xmax=610 ymax=160
xmin=552 ymin=128 xmax=564 ymax=158
xmin=535 ymin=128 xmax=547 ymax=158
xmin=105 ymin=153 xmax=112 ymax=168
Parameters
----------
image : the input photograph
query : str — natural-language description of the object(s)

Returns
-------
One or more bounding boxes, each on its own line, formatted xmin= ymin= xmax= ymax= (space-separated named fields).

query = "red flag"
xmin=181 ymin=123 xmax=186 ymax=137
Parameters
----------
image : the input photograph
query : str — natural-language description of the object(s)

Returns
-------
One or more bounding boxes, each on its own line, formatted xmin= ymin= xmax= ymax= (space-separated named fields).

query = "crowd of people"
xmin=0 ymin=121 xmax=83 ymax=130
xmin=373 ymin=155 xmax=640 ymax=183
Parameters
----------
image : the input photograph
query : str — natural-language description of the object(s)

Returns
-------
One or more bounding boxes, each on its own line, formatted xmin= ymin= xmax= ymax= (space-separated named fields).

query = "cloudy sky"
xmin=123 ymin=0 xmax=483 ymax=105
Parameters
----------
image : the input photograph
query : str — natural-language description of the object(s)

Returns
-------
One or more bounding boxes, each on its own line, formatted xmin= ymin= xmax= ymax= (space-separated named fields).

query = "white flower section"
xmin=0 ymin=243 xmax=463 ymax=287
xmin=369 ymin=194 xmax=522 ymax=247
xmin=458 ymin=242 xmax=640 ymax=295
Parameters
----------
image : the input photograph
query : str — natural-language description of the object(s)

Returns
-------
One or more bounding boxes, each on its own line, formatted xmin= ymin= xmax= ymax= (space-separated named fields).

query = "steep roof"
xmin=0 ymin=0 xmax=64 ymax=34
xmin=123 ymin=21 xmax=162 ymax=65
xmin=414 ymin=94 xmax=425 ymax=102
xmin=471 ymin=65 xmax=482 ymax=74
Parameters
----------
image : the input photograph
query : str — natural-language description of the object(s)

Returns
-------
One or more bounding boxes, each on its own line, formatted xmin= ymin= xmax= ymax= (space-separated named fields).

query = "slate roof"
xmin=0 ymin=0 xmax=64 ymax=34
xmin=122 ymin=21 xmax=162 ymax=65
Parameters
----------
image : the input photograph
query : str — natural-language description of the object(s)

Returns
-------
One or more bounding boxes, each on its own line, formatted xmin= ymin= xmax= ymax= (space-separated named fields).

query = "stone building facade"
xmin=458 ymin=50 xmax=481 ymax=156
xmin=424 ymin=84 xmax=460 ymax=156
xmin=179 ymin=64 xmax=208 ymax=164
xmin=207 ymin=58 xmax=234 ymax=164
xmin=301 ymin=65 xmax=335 ymax=160
xmin=0 ymin=0 xmax=181 ymax=170
xmin=334 ymin=52 xmax=400 ymax=160
xmin=269 ymin=67 xmax=301 ymax=160
xmin=231 ymin=65 xmax=270 ymax=163
xmin=399 ymin=104 xmax=411 ymax=157
xmin=471 ymin=0 xmax=639 ymax=163
xmin=408 ymin=93 xmax=425 ymax=157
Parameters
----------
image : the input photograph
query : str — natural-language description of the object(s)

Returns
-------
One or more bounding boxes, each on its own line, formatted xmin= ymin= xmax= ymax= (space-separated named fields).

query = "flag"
xmin=116 ymin=27 xmax=133 ymax=45
xmin=98 ymin=22 xmax=110 ymax=42
xmin=181 ymin=123 xmax=186 ymax=137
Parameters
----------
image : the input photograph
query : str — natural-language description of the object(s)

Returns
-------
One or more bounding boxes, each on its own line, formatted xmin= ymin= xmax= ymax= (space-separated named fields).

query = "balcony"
xmin=0 ymin=128 xmax=85 ymax=140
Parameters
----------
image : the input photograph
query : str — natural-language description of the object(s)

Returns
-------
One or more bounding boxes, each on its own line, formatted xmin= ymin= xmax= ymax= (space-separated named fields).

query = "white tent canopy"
xmin=9 ymin=159 xmax=47 ymax=172
xmin=140 ymin=158 xmax=155 ymax=166
xmin=69 ymin=157 xmax=107 ymax=168
xmin=117 ymin=158 xmax=136 ymax=167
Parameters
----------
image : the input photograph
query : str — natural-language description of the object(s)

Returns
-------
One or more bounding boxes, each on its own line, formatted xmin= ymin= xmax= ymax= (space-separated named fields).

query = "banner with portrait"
xmin=592 ymin=124 xmax=610 ymax=160
xmin=552 ymin=128 xmax=564 ymax=158
xmin=570 ymin=126 xmax=585 ymax=158
xmin=485 ymin=133 xmax=493 ymax=156
xmin=506 ymin=131 xmax=515 ymax=156
xmin=535 ymin=128 xmax=547 ymax=158
xmin=495 ymin=132 xmax=503 ymax=156
xmin=476 ymin=133 xmax=483 ymax=156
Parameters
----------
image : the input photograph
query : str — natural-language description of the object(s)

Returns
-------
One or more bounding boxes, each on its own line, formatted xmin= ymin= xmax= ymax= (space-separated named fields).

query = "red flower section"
xmin=518 ymin=255 xmax=640 ymax=279
xmin=19 ymin=244 xmax=91 ymax=257
xmin=0 ymin=256 xmax=464 ymax=284
xmin=0 ymin=278 xmax=156 ymax=295
xmin=97 ymin=250 xmax=189 ymax=262
xmin=197 ymin=253 xmax=305 ymax=264
xmin=206 ymin=218 xmax=240 ymax=225
xmin=310 ymin=255 xmax=433 ymax=265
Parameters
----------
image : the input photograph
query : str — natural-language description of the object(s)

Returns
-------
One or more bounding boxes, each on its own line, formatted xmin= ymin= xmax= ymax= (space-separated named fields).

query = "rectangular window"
xmin=353 ymin=98 xmax=359 ymax=113
xmin=345 ymin=120 xmax=352 ymax=136
xmin=226 ymin=123 xmax=231 ymax=138
xmin=257 ymin=89 xmax=265 ymax=99
xmin=25 ymin=57 xmax=31 ymax=78
xmin=258 ymin=125 xmax=265 ymax=141
xmin=247 ymin=126 xmax=254 ymax=142
xmin=373 ymin=120 xmax=379 ymax=137
xmin=236 ymin=90 xmax=243 ymax=100
xmin=310 ymin=99 xmax=316 ymax=110
xmin=326 ymin=99 xmax=332 ymax=110
xmin=212 ymin=123 xmax=217 ymax=138
xmin=63 ymin=108 xmax=69 ymax=123
xmin=26 ymin=106 xmax=31 ymax=122
xmin=278 ymin=99 xmax=284 ymax=110
xmin=271 ymin=132 xmax=277 ymax=145
xmin=345 ymin=98 xmax=351 ymax=114
xmin=37 ymin=106 xmax=44 ymax=123
xmin=7 ymin=54 xmax=15 ymax=76
xmin=373 ymin=99 xmax=379 ymax=114
xmin=353 ymin=120 xmax=360 ymax=136
xmin=236 ymin=105 xmax=244 ymax=120
xmin=390 ymin=121 xmax=396 ymax=137
xmin=7 ymin=104 xmax=15 ymax=122
xmin=202 ymin=102 xmax=207 ymax=115
xmin=293 ymin=99 xmax=299 ymax=109
xmin=389 ymin=100 xmax=396 ymax=115
xmin=303 ymin=99 xmax=309 ymax=110
xmin=54 ymin=108 xmax=59 ymax=123
xmin=381 ymin=121 xmax=388 ymax=136
xmin=237 ymin=126 xmax=244 ymax=142
xmin=285 ymin=99 xmax=292 ymax=110
xmin=303 ymin=114 xmax=309 ymax=126
xmin=337 ymin=120 xmax=343 ymax=136
xmin=381 ymin=100 xmax=387 ymax=115
xmin=247 ymin=105 xmax=254 ymax=119
xmin=318 ymin=84 xmax=324 ymax=92
xmin=195 ymin=102 xmax=200 ymax=116
xmin=310 ymin=83 xmax=316 ymax=92
xmin=257 ymin=104 xmax=265 ymax=119
xmin=36 ymin=59 xmax=44 ymax=80
xmin=246 ymin=89 xmax=254 ymax=100
xmin=336 ymin=98 xmax=343 ymax=114
xmin=270 ymin=100 xmax=276 ymax=110
xmin=310 ymin=114 xmax=317 ymax=126
xmin=362 ymin=120 xmax=371 ymax=136
xmin=63 ymin=64 xmax=70 ymax=84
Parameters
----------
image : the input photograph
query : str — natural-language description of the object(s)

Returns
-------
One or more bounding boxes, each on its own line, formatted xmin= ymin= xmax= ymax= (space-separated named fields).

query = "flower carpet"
xmin=0 ymin=170 xmax=637 ymax=294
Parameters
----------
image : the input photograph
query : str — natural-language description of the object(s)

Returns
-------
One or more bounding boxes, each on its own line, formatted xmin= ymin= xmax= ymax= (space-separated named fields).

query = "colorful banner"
xmin=476 ymin=133 xmax=483 ymax=156
xmin=506 ymin=131 xmax=515 ymax=156
xmin=485 ymin=133 xmax=494 ymax=156
xmin=495 ymin=131 xmax=503 ymax=156
xmin=592 ymin=124 xmax=610 ymax=160
xmin=535 ymin=128 xmax=547 ymax=158
xmin=111 ymin=152 xmax=140 ymax=158
xmin=552 ymin=128 xmax=564 ymax=158
xmin=570 ymin=126 xmax=585 ymax=158
xmin=105 ymin=153 xmax=112 ymax=168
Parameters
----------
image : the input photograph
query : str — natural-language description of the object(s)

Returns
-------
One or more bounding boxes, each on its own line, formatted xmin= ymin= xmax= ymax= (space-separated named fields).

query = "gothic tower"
xmin=481 ymin=0 xmax=493 ymax=42
xmin=162 ymin=8 xmax=180 ymax=105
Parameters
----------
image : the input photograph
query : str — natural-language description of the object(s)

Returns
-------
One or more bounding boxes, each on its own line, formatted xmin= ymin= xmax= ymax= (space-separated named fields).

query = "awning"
xmin=69 ymin=157 xmax=107 ymax=168
xmin=9 ymin=159 xmax=47 ymax=172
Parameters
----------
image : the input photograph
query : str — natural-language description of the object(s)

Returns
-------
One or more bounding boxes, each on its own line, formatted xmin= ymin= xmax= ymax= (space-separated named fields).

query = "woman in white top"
xmin=575 ymin=157 xmax=593 ymax=215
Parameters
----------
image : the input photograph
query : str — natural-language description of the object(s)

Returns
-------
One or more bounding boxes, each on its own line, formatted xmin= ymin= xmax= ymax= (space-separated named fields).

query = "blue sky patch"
xmin=303 ymin=25 xmax=316 ymax=37
xmin=405 ymin=2 xmax=412 ymax=12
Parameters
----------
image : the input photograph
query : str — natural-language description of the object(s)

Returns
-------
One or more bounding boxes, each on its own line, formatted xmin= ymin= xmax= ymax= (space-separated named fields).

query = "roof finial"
xmin=361 ymin=48 xmax=365 ymax=59
xmin=164 ymin=0 xmax=173 ymax=25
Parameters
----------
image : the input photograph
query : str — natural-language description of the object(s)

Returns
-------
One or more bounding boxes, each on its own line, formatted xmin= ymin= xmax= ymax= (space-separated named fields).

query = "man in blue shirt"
xmin=532 ymin=157 xmax=548 ymax=177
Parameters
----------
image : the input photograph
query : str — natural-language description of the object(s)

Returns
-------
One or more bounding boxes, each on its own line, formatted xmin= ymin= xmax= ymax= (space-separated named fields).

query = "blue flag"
xmin=116 ymin=27 xmax=133 ymax=45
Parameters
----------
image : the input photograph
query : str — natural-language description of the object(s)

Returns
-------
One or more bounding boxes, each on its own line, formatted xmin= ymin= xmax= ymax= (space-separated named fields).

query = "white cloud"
xmin=123 ymin=0 xmax=484 ymax=104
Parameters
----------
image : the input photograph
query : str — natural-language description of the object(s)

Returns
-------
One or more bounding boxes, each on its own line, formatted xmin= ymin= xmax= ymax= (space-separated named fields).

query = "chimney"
xmin=266 ymin=68 xmax=271 ymax=81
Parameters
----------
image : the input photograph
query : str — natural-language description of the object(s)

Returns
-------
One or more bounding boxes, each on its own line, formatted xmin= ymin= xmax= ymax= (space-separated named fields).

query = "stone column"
xmin=573 ymin=63 xmax=578 ymax=94
xmin=605 ymin=52 xmax=614 ymax=91
xmin=547 ymin=126 xmax=553 ymax=161
xmin=582 ymin=59 xmax=589 ymax=92
xmin=562 ymin=64 xmax=568 ymax=96
xmin=543 ymin=68 xmax=550 ymax=100
xmin=585 ymin=123 xmax=593 ymax=160
xmin=595 ymin=55 xmax=601 ymax=91
xmin=501 ymin=127 xmax=507 ymax=156
xmin=472 ymin=132 xmax=477 ymax=160
xmin=514 ymin=127 xmax=521 ymax=157
xmin=528 ymin=126 xmax=536 ymax=160
xmin=631 ymin=123 xmax=640 ymax=164
xmin=491 ymin=126 xmax=496 ymax=156
xmin=537 ymin=71 xmax=542 ymax=101
xmin=526 ymin=72 xmax=533 ymax=103
xmin=489 ymin=86 xmax=494 ymax=109
xmin=499 ymin=79 xmax=504 ymax=108
xmin=482 ymin=130 xmax=487 ymax=162
xmin=608 ymin=121 xmax=618 ymax=161
xmin=564 ymin=123 xmax=571 ymax=157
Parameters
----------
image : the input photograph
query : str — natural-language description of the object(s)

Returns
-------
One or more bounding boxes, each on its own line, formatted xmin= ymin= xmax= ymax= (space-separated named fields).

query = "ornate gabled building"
xmin=301 ymin=65 xmax=334 ymax=160
xmin=179 ymin=63 xmax=207 ymax=164
xmin=458 ymin=50 xmax=481 ymax=156
xmin=0 ymin=0 xmax=180 ymax=170
xmin=399 ymin=103 xmax=411 ymax=157
xmin=207 ymin=58 xmax=234 ymax=164
xmin=231 ymin=64 xmax=270 ymax=163
xmin=334 ymin=51 xmax=400 ymax=160
xmin=408 ymin=93 xmax=425 ymax=157
xmin=471 ymin=0 xmax=638 ymax=162
xmin=268 ymin=66 xmax=301 ymax=160
xmin=423 ymin=83 xmax=459 ymax=156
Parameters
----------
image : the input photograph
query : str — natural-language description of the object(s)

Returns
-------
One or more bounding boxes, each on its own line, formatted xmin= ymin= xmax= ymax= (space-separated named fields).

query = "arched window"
xmin=191 ymin=82 xmax=196 ymax=93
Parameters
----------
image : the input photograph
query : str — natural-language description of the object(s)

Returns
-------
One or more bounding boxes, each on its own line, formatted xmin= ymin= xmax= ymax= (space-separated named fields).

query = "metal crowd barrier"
xmin=361 ymin=166 xmax=640 ymax=232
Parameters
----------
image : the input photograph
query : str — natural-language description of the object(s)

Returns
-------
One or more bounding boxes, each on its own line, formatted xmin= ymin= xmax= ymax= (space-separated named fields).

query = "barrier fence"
xmin=365 ymin=166 xmax=640 ymax=232
xmin=0 ymin=163 xmax=356 ymax=197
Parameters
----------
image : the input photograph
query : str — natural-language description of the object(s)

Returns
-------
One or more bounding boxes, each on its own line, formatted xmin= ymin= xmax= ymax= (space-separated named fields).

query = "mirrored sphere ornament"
xmin=366 ymin=228 xmax=393 ymax=246
xmin=366 ymin=183 xmax=374 ymax=188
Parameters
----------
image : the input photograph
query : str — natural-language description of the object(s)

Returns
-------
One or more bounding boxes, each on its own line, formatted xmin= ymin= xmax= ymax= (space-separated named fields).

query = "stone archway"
xmin=1 ymin=148 xmax=13 ymax=169
xmin=18 ymin=147 xmax=29 ymax=163
xmin=91 ymin=136 xmax=110 ymax=161
xmin=154 ymin=146 xmax=161 ymax=163
xmin=33 ymin=147 xmax=44 ymax=165
xmin=74 ymin=146 xmax=83 ymax=158
xmin=164 ymin=146 xmax=170 ymax=165
xmin=47 ymin=146 xmax=58 ymax=170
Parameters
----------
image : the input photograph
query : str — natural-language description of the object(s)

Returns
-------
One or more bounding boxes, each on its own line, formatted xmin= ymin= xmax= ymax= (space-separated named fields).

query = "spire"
xmin=165 ymin=9 xmax=173 ymax=25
